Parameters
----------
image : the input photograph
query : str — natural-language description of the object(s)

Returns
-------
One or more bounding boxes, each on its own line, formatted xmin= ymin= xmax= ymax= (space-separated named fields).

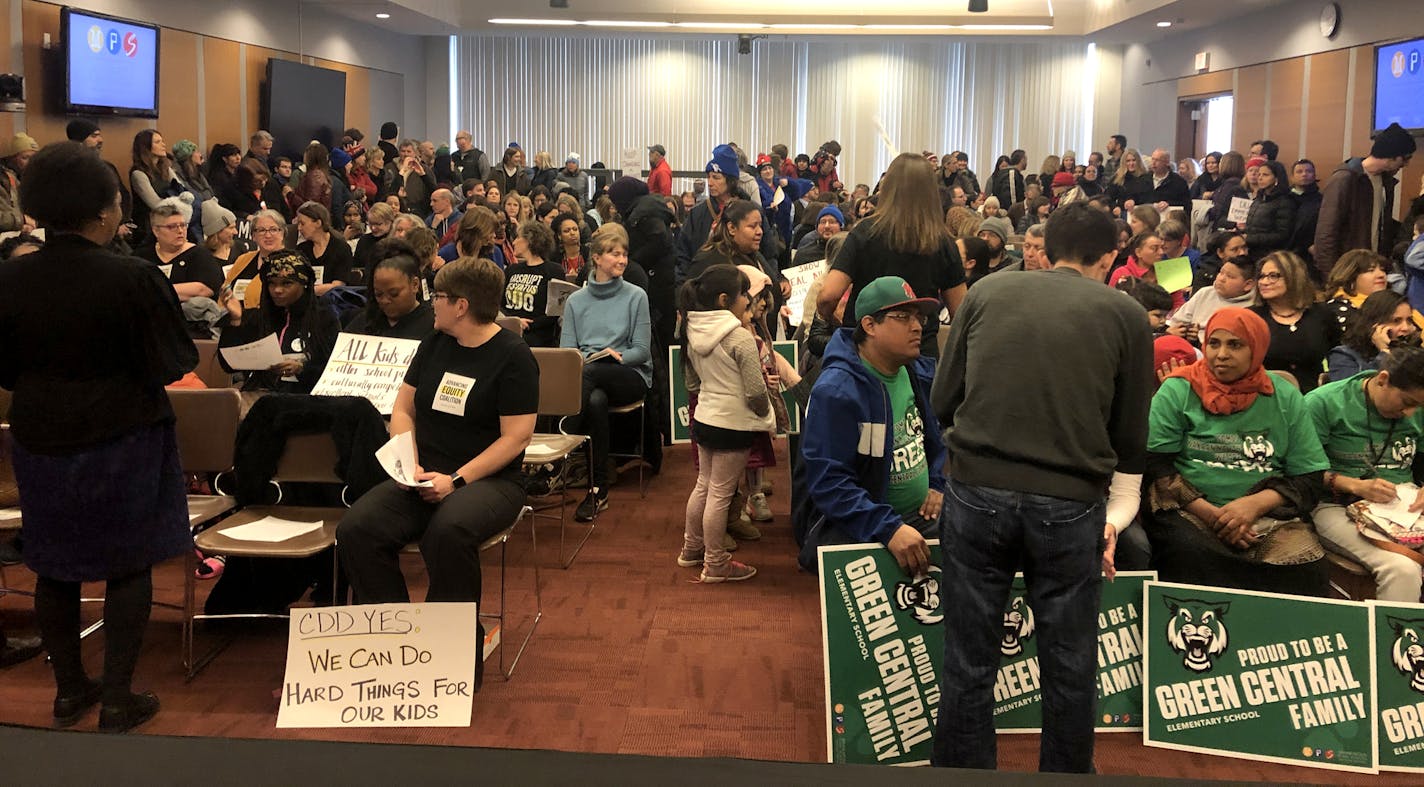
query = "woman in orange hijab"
xmin=1143 ymin=307 xmax=1333 ymax=595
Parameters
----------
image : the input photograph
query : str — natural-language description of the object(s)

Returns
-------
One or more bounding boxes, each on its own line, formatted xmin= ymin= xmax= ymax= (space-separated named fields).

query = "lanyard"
xmin=1362 ymin=378 xmax=1398 ymax=479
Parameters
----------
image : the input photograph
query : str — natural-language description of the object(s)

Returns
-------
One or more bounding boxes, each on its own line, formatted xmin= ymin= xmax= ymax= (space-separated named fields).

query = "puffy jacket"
xmin=490 ymin=165 xmax=531 ymax=197
xmin=556 ymin=168 xmax=590 ymax=205
xmin=794 ymin=329 xmax=947 ymax=571
xmin=1243 ymin=187 xmax=1297 ymax=259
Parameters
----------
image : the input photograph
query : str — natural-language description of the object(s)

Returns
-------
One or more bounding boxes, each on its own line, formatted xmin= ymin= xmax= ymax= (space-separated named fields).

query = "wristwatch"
xmin=450 ymin=473 xmax=467 ymax=490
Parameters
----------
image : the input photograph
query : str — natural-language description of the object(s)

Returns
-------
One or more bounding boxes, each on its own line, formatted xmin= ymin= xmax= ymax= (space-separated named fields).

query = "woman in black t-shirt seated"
xmin=294 ymin=201 xmax=356 ymax=296
xmin=136 ymin=197 xmax=224 ymax=304
xmin=345 ymin=251 xmax=435 ymax=341
xmin=337 ymin=257 xmax=537 ymax=679
xmin=502 ymin=219 xmax=566 ymax=347
xmin=217 ymin=251 xmax=339 ymax=394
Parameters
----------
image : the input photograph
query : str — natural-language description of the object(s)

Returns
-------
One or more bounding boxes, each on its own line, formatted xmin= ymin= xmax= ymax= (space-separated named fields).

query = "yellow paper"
xmin=1154 ymin=256 xmax=1193 ymax=294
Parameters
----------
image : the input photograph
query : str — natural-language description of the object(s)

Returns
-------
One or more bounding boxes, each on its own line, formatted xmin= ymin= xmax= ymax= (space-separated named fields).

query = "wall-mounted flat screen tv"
xmin=1374 ymin=36 xmax=1424 ymax=135
xmin=62 ymin=6 xmax=160 ymax=118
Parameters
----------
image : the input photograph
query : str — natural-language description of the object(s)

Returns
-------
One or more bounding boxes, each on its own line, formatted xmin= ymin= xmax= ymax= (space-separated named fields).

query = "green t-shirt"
xmin=861 ymin=359 xmax=929 ymax=518
xmin=1305 ymin=372 xmax=1424 ymax=485
xmin=1147 ymin=374 xmax=1330 ymax=506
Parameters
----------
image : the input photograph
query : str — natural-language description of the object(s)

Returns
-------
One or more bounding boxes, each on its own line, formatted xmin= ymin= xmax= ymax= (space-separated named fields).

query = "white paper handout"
xmin=221 ymin=516 xmax=324 ymax=543
xmin=1367 ymin=482 xmax=1424 ymax=529
xmin=1227 ymin=196 xmax=1252 ymax=224
xmin=546 ymin=279 xmax=580 ymax=317
xmin=219 ymin=333 xmax=284 ymax=370
xmin=376 ymin=431 xmax=434 ymax=487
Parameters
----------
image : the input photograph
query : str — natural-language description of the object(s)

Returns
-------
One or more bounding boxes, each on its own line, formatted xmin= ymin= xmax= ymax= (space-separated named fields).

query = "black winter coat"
xmin=1244 ymin=188 xmax=1297 ymax=259
xmin=623 ymin=194 xmax=678 ymax=347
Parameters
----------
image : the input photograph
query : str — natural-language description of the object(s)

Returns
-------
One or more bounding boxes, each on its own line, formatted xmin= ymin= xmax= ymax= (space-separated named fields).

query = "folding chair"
xmin=526 ymin=348 xmax=595 ymax=568
xmin=0 ymin=413 xmax=27 ymax=605
xmin=192 ymin=339 xmax=237 ymax=389
xmin=169 ymin=389 xmax=243 ymax=533
xmin=183 ymin=432 xmax=348 ymax=680
xmin=1325 ymin=552 xmax=1376 ymax=601
xmin=399 ymin=505 xmax=539 ymax=681
xmin=606 ymin=399 xmax=648 ymax=498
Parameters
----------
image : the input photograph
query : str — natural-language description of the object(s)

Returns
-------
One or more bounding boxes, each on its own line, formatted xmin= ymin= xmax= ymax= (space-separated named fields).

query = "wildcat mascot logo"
xmin=1164 ymin=597 xmax=1231 ymax=673
xmin=1000 ymin=595 xmax=1035 ymax=657
xmin=892 ymin=566 xmax=943 ymax=626
xmin=1388 ymin=617 xmax=1424 ymax=694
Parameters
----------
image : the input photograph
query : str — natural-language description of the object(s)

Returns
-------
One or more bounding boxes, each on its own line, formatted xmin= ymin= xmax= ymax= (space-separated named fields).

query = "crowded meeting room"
xmin=5 ymin=0 xmax=1424 ymax=783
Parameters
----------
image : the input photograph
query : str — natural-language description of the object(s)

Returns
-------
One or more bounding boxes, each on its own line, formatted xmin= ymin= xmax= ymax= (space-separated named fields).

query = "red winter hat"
xmin=1052 ymin=171 xmax=1076 ymax=188
xmin=755 ymin=153 xmax=773 ymax=169
xmin=1245 ymin=157 xmax=1267 ymax=169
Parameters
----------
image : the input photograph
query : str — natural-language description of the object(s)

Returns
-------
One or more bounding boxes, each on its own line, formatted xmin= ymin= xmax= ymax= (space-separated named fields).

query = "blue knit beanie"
xmin=817 ymin=205 xmax=845 ymax=226
xmin=705 ymin=144 xmax=739 ymax=176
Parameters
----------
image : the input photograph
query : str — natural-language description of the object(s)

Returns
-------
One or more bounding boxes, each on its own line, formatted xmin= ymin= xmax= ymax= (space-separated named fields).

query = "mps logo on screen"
xmin=1391 ymin=49 xmax=1421 ymax=79
xmin=85 ymin=25 xmax=139 ymax=58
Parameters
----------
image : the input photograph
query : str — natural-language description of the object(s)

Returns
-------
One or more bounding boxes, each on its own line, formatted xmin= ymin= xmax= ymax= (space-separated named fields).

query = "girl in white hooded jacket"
xmin=678 ymin=265 xmax=774 ymax=582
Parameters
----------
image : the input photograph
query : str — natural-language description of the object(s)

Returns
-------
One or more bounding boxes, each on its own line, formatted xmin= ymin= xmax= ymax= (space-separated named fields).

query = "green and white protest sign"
xmin=1143 ymin=581 xmax=1377 ymax=773
xmin=819 ymin=541 xmax=1153 ymax=765
xmin=994 ymin=572 xmax=1155 ymax=733
xmin=820 ymin=543 xmax=943 ymax=765
xmin=667 ymin=341 xmax=798 ymax=444
xmin=1371 ymin=600 xmax=1424 ymax=773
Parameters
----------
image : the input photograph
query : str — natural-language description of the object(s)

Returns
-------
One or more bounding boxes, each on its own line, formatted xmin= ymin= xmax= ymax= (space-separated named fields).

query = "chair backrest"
xmin=0 ymin=387 xmax=9 ymax=424
xmin=193 ymin=339 xmax=236 ymax=389
xmin=169 ymin=388 xmax=243 ymax=474
xmin=531 ymin=347 xmax=583 ymax=417
xmin=274 ymin=433 xmax=345 ymax=484
xmin=496 ymin=316 xmax=525 ymax=336
xmin=1268 ymin=369 xmax=1301 ymax=391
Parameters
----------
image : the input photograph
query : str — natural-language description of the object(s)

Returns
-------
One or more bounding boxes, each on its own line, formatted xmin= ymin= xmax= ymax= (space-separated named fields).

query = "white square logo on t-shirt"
xmin=433 ymin=372 xmax=476 ymax=416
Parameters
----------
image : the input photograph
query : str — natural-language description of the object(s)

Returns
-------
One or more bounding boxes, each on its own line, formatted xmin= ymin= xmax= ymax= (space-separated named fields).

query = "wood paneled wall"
xmin=9 ymin=1 xmax=392 ymax=181
xmin=1178 ymin=43 xmax=1423 ymax=213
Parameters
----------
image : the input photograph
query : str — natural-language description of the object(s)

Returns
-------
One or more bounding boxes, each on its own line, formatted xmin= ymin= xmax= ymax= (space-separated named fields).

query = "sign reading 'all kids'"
xmin=818 ymin=541 xmax=1154 ymax=765
xmin=1143 ymin=581 xmax=1377 ymax=773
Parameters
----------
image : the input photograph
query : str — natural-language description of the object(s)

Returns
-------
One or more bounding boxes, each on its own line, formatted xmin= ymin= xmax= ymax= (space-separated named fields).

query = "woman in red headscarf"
xmin=1142 ymin=307 xmax=1334 ymax=595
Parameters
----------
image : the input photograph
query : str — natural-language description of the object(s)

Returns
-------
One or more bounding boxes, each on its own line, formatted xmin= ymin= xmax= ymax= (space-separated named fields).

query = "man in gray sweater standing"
xmin=930 ymin=202 xmax=1154 ymax=773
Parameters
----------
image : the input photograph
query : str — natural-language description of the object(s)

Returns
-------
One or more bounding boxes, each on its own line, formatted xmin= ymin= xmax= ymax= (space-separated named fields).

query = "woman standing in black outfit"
xmin=1249 ymin=250 xmax=1340 ymax=393
xmin=0 ymin=143 xmax=196 ymax=732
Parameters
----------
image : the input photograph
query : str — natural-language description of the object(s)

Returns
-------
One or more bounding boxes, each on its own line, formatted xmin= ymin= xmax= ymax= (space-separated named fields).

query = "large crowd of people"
xmin=1 ymin=114 xmax=1423 ymax=774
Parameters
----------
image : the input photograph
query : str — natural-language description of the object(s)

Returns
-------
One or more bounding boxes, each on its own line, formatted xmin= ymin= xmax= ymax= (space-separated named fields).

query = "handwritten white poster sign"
xmin=311 ymin=333 xmax=423 ymax=415
xmin=277 ymin=603 xmax=479 ymax=728
xmin=1227 ymin=196 xmax=1252 ymax=224
xmin=783 ymin=259 xmax=828 ymax=326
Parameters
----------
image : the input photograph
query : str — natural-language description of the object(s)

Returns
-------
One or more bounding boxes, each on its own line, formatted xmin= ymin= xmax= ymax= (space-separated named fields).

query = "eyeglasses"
xmin=431 ymin=292 xmax=464 ymax=303
xmin=881 ymin=310 xmax=929 ymax=327
xmin=253 ymin=226 xmax=283 ymax=235
xmin=1257 ymin=272 xmax=1284 ymax=282
xmin=156 ymin=222 xmax=188 ymax=232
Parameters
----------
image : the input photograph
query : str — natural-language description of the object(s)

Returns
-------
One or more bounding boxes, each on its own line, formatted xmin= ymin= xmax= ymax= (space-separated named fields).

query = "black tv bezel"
xmin=61 ymin=6 xmax=161 ymax=119
xmin=1372 ymin=35 xmax=1424 ymax=138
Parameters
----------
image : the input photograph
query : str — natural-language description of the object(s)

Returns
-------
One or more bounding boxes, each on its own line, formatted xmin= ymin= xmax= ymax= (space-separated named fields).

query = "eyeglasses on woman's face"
xmin=155 ymin=221 xmax=188 ymax=233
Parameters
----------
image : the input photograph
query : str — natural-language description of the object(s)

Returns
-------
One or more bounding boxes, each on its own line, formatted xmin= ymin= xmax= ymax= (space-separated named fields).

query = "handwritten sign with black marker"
xmin=276 ymin=603 xmax=479 ymax=728
xmin=311 ymin=333 xmax=423 ymax=415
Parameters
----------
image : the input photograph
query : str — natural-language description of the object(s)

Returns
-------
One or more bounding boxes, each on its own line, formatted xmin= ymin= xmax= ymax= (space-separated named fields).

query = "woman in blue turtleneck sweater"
xmin=560 ymin=222 xmax=653 ymax=522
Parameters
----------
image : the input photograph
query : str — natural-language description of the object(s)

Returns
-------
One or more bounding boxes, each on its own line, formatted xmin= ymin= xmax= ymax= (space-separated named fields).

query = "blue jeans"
xmin=932 ymin=478 xmax=1105 ymax=773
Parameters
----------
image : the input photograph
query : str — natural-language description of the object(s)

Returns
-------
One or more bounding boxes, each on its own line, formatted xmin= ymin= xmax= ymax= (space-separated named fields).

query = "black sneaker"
xmin=574 ymin=488 xmax=608 ymax=522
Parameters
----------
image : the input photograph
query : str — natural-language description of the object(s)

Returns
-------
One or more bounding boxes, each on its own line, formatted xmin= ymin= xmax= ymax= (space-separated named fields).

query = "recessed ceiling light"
xmin=376 ymin=13 xmax=390 ymax=19
xmin=1156 ymin=21 xmax=1172 ymax=27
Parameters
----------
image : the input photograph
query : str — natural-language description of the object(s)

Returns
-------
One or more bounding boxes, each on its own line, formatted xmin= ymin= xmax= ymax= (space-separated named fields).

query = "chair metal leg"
xmin=636 ymin=406 xmax=647 ymax=498
xmin=487 ymin=507 xmax=540 ymax=680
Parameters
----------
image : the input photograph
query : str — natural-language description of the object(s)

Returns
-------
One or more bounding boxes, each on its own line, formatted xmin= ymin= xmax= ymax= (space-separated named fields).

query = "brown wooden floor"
xmin=0 ymin=441 xmax=1414 ymax=783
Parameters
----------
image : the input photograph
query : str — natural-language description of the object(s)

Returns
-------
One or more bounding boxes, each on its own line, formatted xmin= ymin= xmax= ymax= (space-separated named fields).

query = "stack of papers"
xmin=1368 ymin=483 xmax=1424 ymax=529
xmin=221 ymin=517 xmax=323 ymax=543
xmin=376 ymin=431 xmax=434 ymax=487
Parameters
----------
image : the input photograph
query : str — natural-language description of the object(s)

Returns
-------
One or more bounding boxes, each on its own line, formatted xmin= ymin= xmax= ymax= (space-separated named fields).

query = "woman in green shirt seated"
xmin=1145 ymin=307 xmax=1332 ymax=596
xmin=1306 ymin=347 xmax=1424 ymax=602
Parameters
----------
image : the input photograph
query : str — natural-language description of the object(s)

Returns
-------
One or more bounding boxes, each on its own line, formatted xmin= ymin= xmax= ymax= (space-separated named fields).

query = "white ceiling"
xmin=308 ymin=0 xmax=1294 ymax=38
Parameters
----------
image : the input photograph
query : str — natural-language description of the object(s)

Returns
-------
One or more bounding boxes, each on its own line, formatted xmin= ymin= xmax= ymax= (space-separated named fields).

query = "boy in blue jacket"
xmin=795 ymin=276 xmax=947 ymax=574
